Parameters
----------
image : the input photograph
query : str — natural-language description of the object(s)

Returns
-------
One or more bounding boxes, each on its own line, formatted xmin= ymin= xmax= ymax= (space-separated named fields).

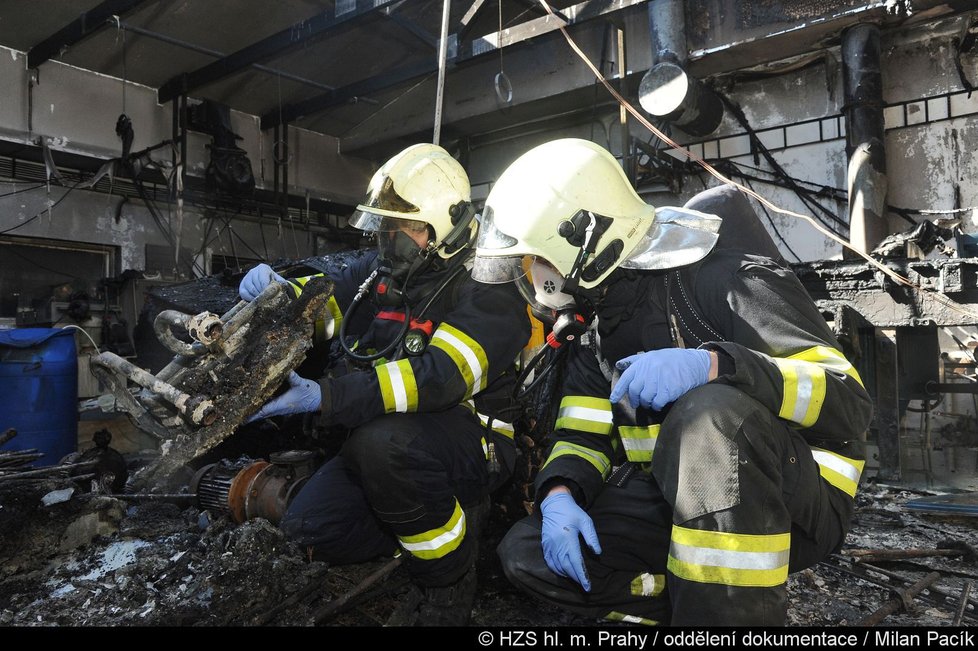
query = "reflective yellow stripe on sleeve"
xmin=618 ymin=424 xmax=660 ymax=463
xmin=811 ymin=447 xmax=865 ymax=498
xmin=774 ymin=358 xmax=826 ymax=428
xmin=312 ymin=295 xmax=343 ymax=341
xmin=478 ymin=413 xmax=515 ymax=440
xmin=291 ymin=273 xmax=324 ymax=297
xmin=667 ymin=525 xmax=790 ymax=588
xmin=430 ymin=323 xmax=488 ymax=399
xmin=555 ymin=396 xmax=613 ymax=435
xmin=398 ymin=499 xmax=466 ymax=560
xmin=543 ymin=441 xmax=611 ymax=479
xmin=774 ymin=346 xmax=864 ymax=428
xmin=791 ymin=345 xmax=865 ymax=388
xmin=376 ymin=358 xmax=419 ymax=413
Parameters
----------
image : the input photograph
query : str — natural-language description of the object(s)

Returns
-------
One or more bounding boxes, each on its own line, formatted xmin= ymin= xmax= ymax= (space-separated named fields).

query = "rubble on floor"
xmin=1 ymin=469 xmax=975 ymax=627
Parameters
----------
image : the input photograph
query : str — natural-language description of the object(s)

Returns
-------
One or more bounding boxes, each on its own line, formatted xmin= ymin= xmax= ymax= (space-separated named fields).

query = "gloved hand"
xmin=609 ymin=348 xmax=712 ymax=411
xmin=245 ymin=371 xmax=322 ymax=423
xmin=239 ymin=263 xmax=287 ymax=301
xmin=540 ymin=491 xmax=602 ymax=592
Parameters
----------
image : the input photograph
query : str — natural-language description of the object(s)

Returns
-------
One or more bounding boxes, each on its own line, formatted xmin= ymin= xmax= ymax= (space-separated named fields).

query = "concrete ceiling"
xmin=0 ymin=0 xmax=602 ymax=161
xmin=0 ymin=0 xmax=973 ymax=165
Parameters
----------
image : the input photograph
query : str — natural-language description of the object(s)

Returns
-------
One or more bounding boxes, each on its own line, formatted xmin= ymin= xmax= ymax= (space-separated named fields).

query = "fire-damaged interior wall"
xmin=0 ymin=2 xmax=976 ymax=488
xmin=463 ymin=9 xmax=978 ymax=488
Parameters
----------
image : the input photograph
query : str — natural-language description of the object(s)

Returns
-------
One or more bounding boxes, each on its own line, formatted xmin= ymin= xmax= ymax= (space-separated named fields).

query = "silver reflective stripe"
xmin=400 ymin=511 xmax=466 ymax=553
xmin=670 ymin=541 xmax=790 ymax=571
xmin=621 ymin=437 xmax=657 ymax=453
xmin=811 ymin=449 xmax=860 ymax=484
xmin=387 ymin=362 xmax=410 ymax=412
xmin=791 ymin=367 xmax=816 ymax=424
xmin=558 ymin=405 xmax=613 ymax=425
xmin=640 ymin=573 xmax=657 ymax=596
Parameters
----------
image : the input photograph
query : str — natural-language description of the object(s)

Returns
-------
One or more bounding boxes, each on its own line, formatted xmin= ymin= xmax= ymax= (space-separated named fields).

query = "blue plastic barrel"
xmin=0 ymin=328 xmax=78 ymax=467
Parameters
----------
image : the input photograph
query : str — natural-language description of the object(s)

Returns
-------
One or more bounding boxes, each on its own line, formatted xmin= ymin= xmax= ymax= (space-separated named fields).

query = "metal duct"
xmin=639 ymin=0 xmax=724 ymax=137
xmin=843 ymin=23 xmax=889 ymax=256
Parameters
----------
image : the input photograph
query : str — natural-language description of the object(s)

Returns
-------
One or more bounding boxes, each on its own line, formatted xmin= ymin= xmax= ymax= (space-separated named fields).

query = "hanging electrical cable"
xmin=533 ymin=0 xmax=978 ymax=325
xmin=742 ymin=175 xmax=803 ymax=262
xmin=533 ymin=0 xmax=912 ymax=282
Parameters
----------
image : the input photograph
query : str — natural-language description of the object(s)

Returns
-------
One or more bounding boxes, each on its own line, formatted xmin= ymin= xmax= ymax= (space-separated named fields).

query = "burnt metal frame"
xmin=26 ymin=0 xmax=152 ymax=69
xmin=157 ymin=0 xmax=402 ymax=104
xmin=794 ymin=256 xmax=978 ymax=481
xmin=260 ymin=0 xmax=648 ymax=130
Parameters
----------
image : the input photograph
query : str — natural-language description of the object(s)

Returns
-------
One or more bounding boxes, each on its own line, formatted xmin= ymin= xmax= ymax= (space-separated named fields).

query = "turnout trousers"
xmin=499 ymin=384 xmax=858 ymax=625
xmin=281 ymin=405 xmax=510 ymax=587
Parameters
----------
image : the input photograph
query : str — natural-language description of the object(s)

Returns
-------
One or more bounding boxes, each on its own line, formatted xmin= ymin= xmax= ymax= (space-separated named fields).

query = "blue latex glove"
xmin=246 ymin=371 xmax=321 ymax=423
xmin=239 ymin=263 xmax=288 ymax=301
xmin=609 ymin=348 xmax=712 ymax=411
xmin=540 ymin=491 xmax=602 ymax=592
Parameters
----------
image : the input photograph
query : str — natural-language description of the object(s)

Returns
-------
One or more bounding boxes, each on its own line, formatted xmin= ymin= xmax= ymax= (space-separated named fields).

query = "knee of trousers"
xmin=497 ymin=517 xmax=544 ymax=592
xmin=656 ymin=383 xmax=779 ymax=461
xmin=341 ymin=416 xmax=413 ymax=485
xmin=653 ymin=383 xmax=778 ymax=522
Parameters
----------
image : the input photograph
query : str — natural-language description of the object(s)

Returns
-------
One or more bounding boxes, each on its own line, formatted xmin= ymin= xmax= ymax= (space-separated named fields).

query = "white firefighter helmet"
xmin=472 ymin=138 xmax=721 ymax=295
xmin=350 ymin=143 xmax=475 ymax=259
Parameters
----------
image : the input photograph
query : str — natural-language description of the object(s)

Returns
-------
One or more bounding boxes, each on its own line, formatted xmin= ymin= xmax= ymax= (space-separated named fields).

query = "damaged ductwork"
xmin=90 ymin=276 xmax=335 ymax=490
xmin=639 ymin=0 xmax=724 ymax=137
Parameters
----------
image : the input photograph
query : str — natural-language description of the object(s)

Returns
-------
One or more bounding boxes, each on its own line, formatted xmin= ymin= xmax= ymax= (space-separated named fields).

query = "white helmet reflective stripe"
xmin=350 ymin=143 xmax=475 ymax=259
xmin=472 ymin=138 xmax=720 ymax=289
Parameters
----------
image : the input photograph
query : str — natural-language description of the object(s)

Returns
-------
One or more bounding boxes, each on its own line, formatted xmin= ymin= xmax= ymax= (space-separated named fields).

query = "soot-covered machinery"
xmin=90 ymin=276 xmax=334 ymax=490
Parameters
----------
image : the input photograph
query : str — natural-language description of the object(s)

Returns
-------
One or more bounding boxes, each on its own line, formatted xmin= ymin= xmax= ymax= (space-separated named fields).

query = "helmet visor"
xmin=350 ymin=211 xmax=429 ymax=235
xmin=471 ymin=255 xmax=573 ymax=325
xmin=360 ymin=176 xmax=420 ymax=215
xmin=474 ymin=205 xmax=518 ymax=250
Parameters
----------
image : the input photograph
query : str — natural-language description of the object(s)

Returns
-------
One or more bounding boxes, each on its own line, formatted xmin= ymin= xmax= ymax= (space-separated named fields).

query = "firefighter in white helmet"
xmin=240 ymin=143 xmax=531 ymax=626
xmin=472 ymin=138 xmax=872 ymax=625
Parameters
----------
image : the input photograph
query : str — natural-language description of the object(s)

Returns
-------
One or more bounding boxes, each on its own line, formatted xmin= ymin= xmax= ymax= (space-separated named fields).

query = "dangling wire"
xmin=112 ymin=17 xmax=127 ymax=115
xmin=494 ymin=0 xmax=513 ymax=104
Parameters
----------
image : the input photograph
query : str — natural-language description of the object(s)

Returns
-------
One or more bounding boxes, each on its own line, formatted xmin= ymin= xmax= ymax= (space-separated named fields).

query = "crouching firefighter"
xmin=470 ymin=138 xmax=873 ymax=626
xmin=239 ymin=143 xmax=531 ymax=625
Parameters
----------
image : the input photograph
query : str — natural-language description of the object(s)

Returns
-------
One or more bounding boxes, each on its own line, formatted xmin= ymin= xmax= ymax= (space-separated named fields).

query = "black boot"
xmin=414 ymin=497 xmax=490 ymax=626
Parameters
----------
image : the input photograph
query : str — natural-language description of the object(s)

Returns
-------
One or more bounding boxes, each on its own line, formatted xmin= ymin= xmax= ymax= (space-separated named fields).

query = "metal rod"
xmin=0 ymin=461 xmax=95 ymax=481
xmin=856 ymin=571 xmax=942 ymax=626
xmin=848 ymin=548 xmax=967 ymax=563
xmin=313 ymin=556 xmax=403 ymax=624
xmin=853 ymin=559 xmax=978 ymax=614
xmin=91 ymin=351 xmax=217 ymax=426
xmin=432 ymin=0 xmax=452 ymax=145
xmin=954 ymin=580 xmax=974 ymax=626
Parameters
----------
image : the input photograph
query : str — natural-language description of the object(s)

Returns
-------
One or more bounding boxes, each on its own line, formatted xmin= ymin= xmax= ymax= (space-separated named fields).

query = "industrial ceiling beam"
xmin=261 ymin=0 xmax=647 ymax=130
xmin=26 ymin=0 xmax=151 ymax=69
xmin=457 ymin=0 xmax=490 ymax=42
xmin=381 ymin=3 xmax=439 ymax=50
xmin=261 ymin=59 xmax=436 ymax=129
xmin=157 ymin=0 xmax=401 ymax=104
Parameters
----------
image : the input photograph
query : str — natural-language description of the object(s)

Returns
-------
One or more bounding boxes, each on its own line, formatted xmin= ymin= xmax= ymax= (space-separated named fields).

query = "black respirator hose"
xmin=339 ymin=269 xmax=412 ymax=362
xmin=514 ymin=343 xmax=567 ymax=401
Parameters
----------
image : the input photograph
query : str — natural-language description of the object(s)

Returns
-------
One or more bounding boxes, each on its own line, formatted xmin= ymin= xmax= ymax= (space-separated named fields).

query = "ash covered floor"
xmin=0 ymin=472 xmax=975 ymax=627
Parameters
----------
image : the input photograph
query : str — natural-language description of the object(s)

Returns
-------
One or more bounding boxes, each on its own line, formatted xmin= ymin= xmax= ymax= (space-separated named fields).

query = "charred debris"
xmin=1 ymin=254 xmax=977 ymax=627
